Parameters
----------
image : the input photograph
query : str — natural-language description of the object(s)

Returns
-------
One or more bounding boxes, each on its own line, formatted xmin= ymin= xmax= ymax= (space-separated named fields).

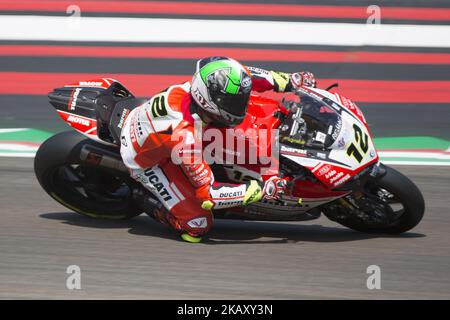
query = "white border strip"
xmin=1 ymin=16 xmax=450 ymax=47
xmin=382 ymin=160 xmax=450 ymax=166
xmin=0 ymin=152 xmax=36 ymax=158
xmin=378 ymin=151 xmax=450 ymax=160
xmin=0 ymin=128 xmax=28 ymax=134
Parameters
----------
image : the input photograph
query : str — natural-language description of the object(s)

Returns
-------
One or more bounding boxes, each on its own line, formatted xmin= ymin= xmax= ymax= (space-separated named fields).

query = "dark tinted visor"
xmin=213 ymin=92 xmax=250 ymax=116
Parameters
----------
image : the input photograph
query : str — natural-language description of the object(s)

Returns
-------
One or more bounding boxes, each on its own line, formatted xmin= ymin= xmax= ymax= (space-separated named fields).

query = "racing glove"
xmin=290 ymin=71 xmax=317 ymax=89
xmin=243 ymin=177 xmax=288 ymax=205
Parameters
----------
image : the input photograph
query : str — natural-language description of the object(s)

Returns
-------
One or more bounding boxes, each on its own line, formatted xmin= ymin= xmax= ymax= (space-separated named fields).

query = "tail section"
xmin=48 ymin=78 xmax=133 ymax=145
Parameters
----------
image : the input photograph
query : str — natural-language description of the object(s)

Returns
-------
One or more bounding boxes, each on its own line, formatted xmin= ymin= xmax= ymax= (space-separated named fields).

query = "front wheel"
xmin=323 ymin=165 xmax=425 ymax=234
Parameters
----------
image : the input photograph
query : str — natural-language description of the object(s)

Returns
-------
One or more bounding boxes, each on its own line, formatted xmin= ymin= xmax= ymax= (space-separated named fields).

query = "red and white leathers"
xmin=120 ymin=67 xmax=313 ymax=237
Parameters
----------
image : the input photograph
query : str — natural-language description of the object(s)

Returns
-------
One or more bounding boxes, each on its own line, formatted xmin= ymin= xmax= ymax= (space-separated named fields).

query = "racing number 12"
xmin=346 ymin=124 xmax=368 ymax=163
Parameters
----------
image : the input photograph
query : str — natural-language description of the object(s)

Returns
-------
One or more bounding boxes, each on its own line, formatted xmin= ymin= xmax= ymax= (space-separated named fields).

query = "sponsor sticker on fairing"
xmin=315 ymin=132 xmax=327 ymax=143
xmin=331 ymin=118 xmax=343 ymax=140
xmin=117 ymin=108 xmax=130 ymax=129
xmin=333 ymin=173 xmax=351 ymax=187
xmin=280 ymin=145 xmax=307 ymax=157
xmin=329 ymin=172 xmax=344 ymax=183
xmin=337 ymin=137 xmax=346 ymax=148
xmin=317 ymin=164 xmax=331 ymax=177
xmin=316 ymin=152 xmax=327 ymax=159
xmin=69 ymin=88 xmax=82 ymax=111
xmin=78 ymin=81 xmax=104 ymax=87
xmin=67 ymin=115 xmax=90 ymax=126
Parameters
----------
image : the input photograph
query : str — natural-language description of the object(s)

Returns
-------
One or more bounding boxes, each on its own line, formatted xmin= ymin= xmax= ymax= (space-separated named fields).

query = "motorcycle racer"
xmin=119 ymin=56 xmax=316 ymax=242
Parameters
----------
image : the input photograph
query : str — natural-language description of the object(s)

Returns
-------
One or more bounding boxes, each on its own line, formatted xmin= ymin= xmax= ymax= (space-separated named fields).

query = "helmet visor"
xmin=213 ymin=93 xmax=250 ymax=126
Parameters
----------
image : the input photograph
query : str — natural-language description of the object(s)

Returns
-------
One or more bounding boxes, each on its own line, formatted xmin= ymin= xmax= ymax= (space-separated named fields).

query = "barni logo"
xmin=67 ymin=115 xmax=90 ymax=126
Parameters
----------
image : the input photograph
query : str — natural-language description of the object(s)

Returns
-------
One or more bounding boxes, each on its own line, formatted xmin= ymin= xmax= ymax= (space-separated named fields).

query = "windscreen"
xmin=299 ymin=94 xmax=342 ymax=149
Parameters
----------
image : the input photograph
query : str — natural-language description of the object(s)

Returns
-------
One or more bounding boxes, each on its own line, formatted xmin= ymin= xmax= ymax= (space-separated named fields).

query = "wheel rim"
xmin=49 ymin=163 xmax=134 ymax=211
xmin=354 ymin=185 xmax=407 ymax=226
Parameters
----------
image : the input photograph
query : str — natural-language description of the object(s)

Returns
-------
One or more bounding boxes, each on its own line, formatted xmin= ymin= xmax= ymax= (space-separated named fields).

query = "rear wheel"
xmin=323 ymin=165 xmax=425 ymax=234
xmin=34 ymin=131 xmax=141 ymax=219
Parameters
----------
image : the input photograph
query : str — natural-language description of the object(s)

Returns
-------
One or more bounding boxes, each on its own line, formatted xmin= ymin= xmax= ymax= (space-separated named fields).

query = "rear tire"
xmin=325 ymin=165 xmax=425 ymax=234
xmin=34 ymin=131 xmax=141 ymax=219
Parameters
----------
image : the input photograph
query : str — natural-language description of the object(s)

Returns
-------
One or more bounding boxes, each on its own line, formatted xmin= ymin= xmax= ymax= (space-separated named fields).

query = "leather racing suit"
xmin=120 ymin=67 xmax=299 ymax=237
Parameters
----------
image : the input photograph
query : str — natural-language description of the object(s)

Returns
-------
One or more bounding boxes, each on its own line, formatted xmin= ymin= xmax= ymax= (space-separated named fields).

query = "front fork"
xmin=322 ymin=162 xmax=387 ymax=222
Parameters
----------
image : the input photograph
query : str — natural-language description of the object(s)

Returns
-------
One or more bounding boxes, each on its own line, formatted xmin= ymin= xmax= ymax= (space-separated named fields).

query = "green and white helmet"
xmin=191 ymin=57 xmax=252 ymax=127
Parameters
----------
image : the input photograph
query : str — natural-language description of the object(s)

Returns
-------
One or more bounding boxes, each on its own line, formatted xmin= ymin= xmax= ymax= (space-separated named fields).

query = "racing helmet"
xmin=190 ymin=56 xmax=252 ymax=127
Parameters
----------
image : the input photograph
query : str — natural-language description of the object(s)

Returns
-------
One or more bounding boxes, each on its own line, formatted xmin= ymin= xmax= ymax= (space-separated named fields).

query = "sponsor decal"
xmin=151 ymin=95 xmax=168 ymax=118
xmin=317 ymin=164 xmax=331 ymax=177
xmin=337 ymin=137 xmax=346 ymax=148
xmin=219 ymin=191 xmax=243 ymax=198
xmin=281 ymin=136 xmax=306 ymax=145
xmin=69 ymin=88 xmax=82 ymax=111
xmin=333 ymin=173 xmax=351 ymax=187
xmin=67 ymin=115 xmax=90 ymax=127
xmin=215 ymin=200 xmax=243 ymax=208
xmin=134 ymin=167 xmax=181 ymax=210
xmin=331 ymin=118 xmax=343 ymax=140
xmin=280 ymin=145 xmax=307 ymax=157
xmin=117 ymin=108 xmax=130 ymax=129
xmin=316 ymin=152 xmax=327 ymax=159
xmin=329 ymin=171 xmax=344 ymax=183
xmin=246 ymin=66 xmax=270 ymax=76
xmin=187 ymin=217 xmax=208 ymax=229
xmin=241 ymin=75 xmax=252 ymax=88
xmin=129 ymin=112 xmax=138 ymax=144
xmin=144 ymin=169 xmax=173 ymax=202
xmin=188 ymin=166 xmax=211 ymax=187
xmin=315 ymin=132 xmax=327 ymax=143
xmin=79 ymin=81 xmax=104 ymax=87
xmin=325 ymin=169 xmax=337 ymax=180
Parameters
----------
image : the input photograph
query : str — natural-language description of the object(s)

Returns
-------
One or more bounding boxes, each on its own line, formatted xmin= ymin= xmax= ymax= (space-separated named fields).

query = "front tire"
xmin=324 ymin=165 xmax=425 ymax=234
xmin=34 ymin=131 xmax=141 ymax=219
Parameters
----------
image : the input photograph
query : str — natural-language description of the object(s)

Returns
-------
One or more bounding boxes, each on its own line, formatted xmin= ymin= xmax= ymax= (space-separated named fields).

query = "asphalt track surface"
xmin=0 ymin=157 xmax=449 ymax=299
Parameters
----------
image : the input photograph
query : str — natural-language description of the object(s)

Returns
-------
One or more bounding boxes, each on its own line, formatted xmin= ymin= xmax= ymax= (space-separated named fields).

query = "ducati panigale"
xmin=34 ymin=78 xmax=425 ymax=234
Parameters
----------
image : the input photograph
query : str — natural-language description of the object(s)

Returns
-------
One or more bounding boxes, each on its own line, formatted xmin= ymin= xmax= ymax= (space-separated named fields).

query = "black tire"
xmin=326 ymin=165 xmax=425 ymax=234
xmin=34 ymin=131 xmax=141 ymax=219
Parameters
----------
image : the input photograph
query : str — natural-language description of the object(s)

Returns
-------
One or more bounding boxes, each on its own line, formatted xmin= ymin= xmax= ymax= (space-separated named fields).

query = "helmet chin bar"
xmin=191 ymin=92 xmax=240 ymax=128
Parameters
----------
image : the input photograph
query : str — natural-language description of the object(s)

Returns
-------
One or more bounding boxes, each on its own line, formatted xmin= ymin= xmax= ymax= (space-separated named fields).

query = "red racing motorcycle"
xmin=34 ymin=78 xmax=425 ymax=234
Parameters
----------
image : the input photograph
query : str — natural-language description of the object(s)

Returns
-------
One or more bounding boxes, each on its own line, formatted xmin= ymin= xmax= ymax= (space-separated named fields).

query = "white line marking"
xmin=2 ymin=16 xmax=450 ymax=47
xmin=382 ymin=161 xmax=450 ymax=166
xmin=378 ymin=151 xmax=450 ymax=160
xmin=0 ymin=128 xmax=29 ymax=134
xmin=0 ymin=152 xmax=36 ymax=158
xmin=0 ymin=144 xmax=38 ymax=151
